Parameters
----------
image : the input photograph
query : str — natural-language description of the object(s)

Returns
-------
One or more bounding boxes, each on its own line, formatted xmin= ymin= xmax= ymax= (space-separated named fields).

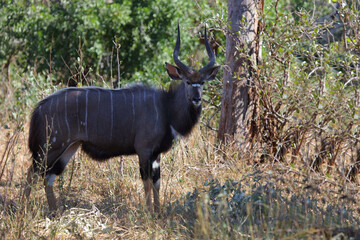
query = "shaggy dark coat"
xmin=29 ymin=83 xmax=201 ymax=180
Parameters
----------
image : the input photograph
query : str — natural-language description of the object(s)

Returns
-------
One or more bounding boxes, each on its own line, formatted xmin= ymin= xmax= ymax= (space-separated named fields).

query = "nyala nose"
xmin=192 ymin=97 xmax=201 ymax=107
xmin=192 ymin=97 xmax=201 ymax=102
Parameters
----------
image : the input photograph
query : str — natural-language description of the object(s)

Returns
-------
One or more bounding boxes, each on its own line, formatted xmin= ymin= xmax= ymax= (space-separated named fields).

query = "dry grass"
xmin=0 ymin=74 xmax=359 ymax=239
xmin=0 ymin=124 xmax=233 ymax=239
xmin=0 ymin=122 xmax=359 ymax=239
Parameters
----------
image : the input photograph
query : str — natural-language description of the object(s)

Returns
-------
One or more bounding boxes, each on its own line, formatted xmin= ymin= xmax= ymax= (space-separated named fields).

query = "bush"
xmin=0 ymin=0 xmax=223 ymax=86
xmin=252 ymin=0 xmax=360 ymax=180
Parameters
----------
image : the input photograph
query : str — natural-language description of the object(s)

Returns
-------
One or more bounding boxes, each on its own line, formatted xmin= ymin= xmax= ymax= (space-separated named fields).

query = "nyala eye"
xmin=201 ymin=82 xmax=205 ymax=85
xmin=186 ymin=81 xmax=191 ymax=85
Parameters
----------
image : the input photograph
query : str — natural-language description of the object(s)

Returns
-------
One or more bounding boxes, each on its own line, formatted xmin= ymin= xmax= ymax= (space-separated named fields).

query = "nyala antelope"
xmin=24 ymin=25 xmax=219 ymax=213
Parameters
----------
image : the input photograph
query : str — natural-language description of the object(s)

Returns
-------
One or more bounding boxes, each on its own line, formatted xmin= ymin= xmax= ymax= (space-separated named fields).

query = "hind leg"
xmin=44 ymin=174 xmax=57 ymax=212
xmin=23 ymin=147 xmax=63 ymax=207
xmin=43 ymin=142 xmax=81 ymax=213
xmin=22 ymin=164 xmax=39 ymax=212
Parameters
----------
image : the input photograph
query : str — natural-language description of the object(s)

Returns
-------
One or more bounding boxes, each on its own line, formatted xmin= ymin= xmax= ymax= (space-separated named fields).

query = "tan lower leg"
xmin=22 ymin=166 xmax=38 ymax=211
xmin=44 ymin=185 xmax=57 ymax=212
xmin=44 ymin=174 xmax=57 ymax=212
xmin=153 ymin=180 xmax=160 ymax=213
xmin=143 ymin=179 xmax=152 ymax=211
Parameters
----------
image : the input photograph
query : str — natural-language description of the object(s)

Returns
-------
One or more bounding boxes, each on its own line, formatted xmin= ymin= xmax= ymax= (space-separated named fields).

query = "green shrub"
xmin=0 ymin=0 xmax=224 ymax=86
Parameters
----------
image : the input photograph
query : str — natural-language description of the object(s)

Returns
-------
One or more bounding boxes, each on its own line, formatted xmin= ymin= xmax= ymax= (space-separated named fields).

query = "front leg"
xmin=139 ymin=152 xmax=161 ymax=212
xmin=152 ymin=155 xmax=161 ymax=213
xmin=142 ymin=178 xmax=152 ymax=210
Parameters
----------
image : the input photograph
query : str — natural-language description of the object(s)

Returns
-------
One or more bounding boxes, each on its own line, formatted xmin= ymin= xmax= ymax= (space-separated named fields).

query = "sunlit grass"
xmin=0 ymin=123 xmax=359 ymax=239
xmin=0 ymin=72 xmax=359 ymax=239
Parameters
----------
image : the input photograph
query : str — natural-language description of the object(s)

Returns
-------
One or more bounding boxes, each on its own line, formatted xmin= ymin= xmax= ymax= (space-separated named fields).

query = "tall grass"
xmin=0 ymin=71 xmax=359 ymax=239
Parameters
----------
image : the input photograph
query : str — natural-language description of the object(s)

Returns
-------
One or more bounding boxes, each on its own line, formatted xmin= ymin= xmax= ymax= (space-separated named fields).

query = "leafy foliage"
xmin=0 ymin=0 xmax=222 ymax=86
xmin=250 ymin=0 xmax=360 ymax=180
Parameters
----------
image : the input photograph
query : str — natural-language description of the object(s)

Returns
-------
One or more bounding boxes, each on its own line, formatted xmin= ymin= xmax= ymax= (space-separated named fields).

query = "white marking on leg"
xmin=152 ymin=160 xmax=160 ymax=170
xmin=52 ymin=137 xmax=56 ymax=143
xmin=45 ymin=174 xmax=56 ymax=187
xmin=110 ymin=91 xmax=113 ymax=142
xmin=85 ymin=89 xmax=89 ymax=139
xmin=64 ymin=91 xmax=70 ymax=138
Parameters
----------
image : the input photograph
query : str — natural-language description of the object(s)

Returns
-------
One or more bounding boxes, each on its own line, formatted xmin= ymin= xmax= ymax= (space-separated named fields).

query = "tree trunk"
xmin=218 ymin=0 xmax=263 ymax=151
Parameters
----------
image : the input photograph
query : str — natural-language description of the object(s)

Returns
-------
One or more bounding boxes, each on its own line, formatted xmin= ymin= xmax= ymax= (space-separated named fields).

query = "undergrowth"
xmin=0 ymin=115 xmax=359 ymax=239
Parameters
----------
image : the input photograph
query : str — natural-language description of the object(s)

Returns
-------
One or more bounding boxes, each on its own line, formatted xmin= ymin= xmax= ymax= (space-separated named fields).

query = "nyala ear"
xmin=205 ymin=66 xmax=220 ymax=81
xmin=165 ymin=62 xmax=182 ymax=80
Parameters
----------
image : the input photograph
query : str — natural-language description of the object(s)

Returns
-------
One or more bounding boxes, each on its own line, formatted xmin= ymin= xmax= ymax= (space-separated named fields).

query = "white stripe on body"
xmin=131 ymin=92 xmax=135 ymax=132
xmin=131 ymin=92 xmax=135 ymax=118
xmin=49 ymin=98 xmax=53 ymax=116
xmin=96 ymin=89 xmax=101 ymax=139
xmin=64 ymin=91 xmax=70 ymax=140
xmin=76 ymin=91 xmax=80 ymax=136
xmin=153 ymin=93 xmax=159 ymax=130
xmin=123 ymin=91 xmax=126 ymax=104
xmin=56 ymin=97 xmax=61 ymax=135
xmin=110 ymin=91 xmax=114 ymax=142
xmin=85 ymin=89 xmax=89 ymax=139
xmin=49 ymin=98 xmax=54 ymax=130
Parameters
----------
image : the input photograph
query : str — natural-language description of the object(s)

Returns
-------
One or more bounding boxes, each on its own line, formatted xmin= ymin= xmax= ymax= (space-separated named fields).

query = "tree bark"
xmin=218 ymin=0 xmax=263 ymax=151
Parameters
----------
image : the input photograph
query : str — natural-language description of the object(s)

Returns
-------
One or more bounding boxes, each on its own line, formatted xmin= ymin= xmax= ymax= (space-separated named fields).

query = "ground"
xmin=0 ymin=125 xmax=359 ymax=239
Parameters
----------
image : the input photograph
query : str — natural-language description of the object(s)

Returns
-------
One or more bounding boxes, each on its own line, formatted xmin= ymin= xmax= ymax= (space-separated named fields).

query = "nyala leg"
xmin=44 ymin=174 xmax=57 ymax=213
xmin=152 ymin=155 xmax=161 ymax=213
xmin=22 ymin=165 xmax=39 ymax=212
xmin=142 ymin=178 xmax=153 ymax=211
